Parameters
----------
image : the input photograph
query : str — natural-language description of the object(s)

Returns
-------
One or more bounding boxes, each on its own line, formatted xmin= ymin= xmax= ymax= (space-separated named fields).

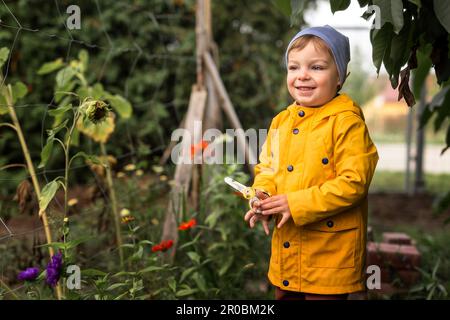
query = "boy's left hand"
xmin=259 ymin=195 xmax=292 ymax=229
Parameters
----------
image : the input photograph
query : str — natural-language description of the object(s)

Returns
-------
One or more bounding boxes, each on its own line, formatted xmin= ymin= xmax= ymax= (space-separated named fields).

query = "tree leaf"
xmin=56 ymin=66 xmax=76 ymax=88
xmin=138 ymin=266 xmax=164 ymax=275
xmin=0 ymin=95 xmax=8 ymax=115
xmin=105 ymin=94 xmax=132 ymax=119
xmin=272 ymin=0 xmax=291 ymax=16
xmin=38 ymin=137 xmax=54 ymax=168
xmin=433 ymin=0 xmax=450 ymax=33
xmin=11 ymin=82 xmax=28 ymax=103
xmin=37 ymin=58 xmax=64 ymax=75
xmin=38 ymin=180 xmax=61 ymax=214
xmin=78 ymin=50 xmax=89 ymax=72
xmin=330 ymin=0 xmax=351 ymax=14
xmin=373 ymin=0 xmax=404 ymax=34
xmin=0 ymin=47 xmax=10 ymax=69
xmin=371 ymin=24 xmax=394 ymax=74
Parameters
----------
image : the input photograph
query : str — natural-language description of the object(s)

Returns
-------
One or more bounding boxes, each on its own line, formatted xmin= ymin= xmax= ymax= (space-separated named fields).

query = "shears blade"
xmin=224 ymin=177 xmax=254 ymax=199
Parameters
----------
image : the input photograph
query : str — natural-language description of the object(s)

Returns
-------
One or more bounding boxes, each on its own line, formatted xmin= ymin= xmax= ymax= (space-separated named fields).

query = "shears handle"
xmin=248 ymin=190 xmax=271 ymax=210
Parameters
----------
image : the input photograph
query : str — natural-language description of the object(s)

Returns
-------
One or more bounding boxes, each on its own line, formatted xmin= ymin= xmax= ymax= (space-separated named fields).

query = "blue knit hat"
xmin=285 ymin=25 xmax=350 ymax=86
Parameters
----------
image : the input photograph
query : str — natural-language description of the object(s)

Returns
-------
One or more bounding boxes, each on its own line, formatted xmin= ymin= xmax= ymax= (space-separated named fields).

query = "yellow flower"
xmin=68 ymin=198 xmax=78 ymax=207
xmin=120 ymin=208 xmax=130 ymax=217
xmin=124 ymin=164 xmax=136 ymax=171
xmin=117 ymin=172 xmax=126 ymax=178
xmin=151 ymin=218 xmax=159 ymax=226
xmin=135 ymin=169 xmax=144 ymax=176
xmin=159 ymin=175 xmax=168 ymax=182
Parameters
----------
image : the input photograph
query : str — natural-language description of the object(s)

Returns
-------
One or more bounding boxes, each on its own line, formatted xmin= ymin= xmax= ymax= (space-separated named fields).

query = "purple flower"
xmin=46 ymin=252 xmax=63 ymax=287
xmin=18 ymin=267 xmax=40 ymax=281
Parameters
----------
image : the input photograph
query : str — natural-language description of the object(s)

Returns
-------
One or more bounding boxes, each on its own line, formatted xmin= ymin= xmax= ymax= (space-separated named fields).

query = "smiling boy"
xmin=244 ymin=25 xmax=379 ymax=300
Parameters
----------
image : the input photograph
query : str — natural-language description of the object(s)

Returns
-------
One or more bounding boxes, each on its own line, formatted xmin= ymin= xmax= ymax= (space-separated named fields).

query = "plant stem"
xmin=0 ymin=278 xmax=19 ymax=300
xmin=100 ymin=142 xmax=124 ymax=268
xmin=1 ymin=77 xmax=63 ymax=300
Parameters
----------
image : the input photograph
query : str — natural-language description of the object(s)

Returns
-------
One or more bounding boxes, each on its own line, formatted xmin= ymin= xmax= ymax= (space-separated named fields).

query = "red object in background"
xmin=178 ymin=218 xmax=197 ymax=231
xmin=151 ymin=240 xmax=174 ymax=252
xmin=190 ymin=140 xmax=209 ymax=159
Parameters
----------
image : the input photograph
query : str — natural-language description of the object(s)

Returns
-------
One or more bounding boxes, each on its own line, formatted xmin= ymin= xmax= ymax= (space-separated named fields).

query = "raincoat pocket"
xmin=303 ymin=217 xmax=358 ymax=269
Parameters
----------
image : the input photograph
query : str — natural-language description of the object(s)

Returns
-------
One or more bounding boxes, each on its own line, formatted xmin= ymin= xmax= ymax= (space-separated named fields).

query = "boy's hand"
xmin=244 ymin=190 xmax=272 ymax=236
xmin=244 ymin=208 xmax=270 ymax=235
xmin=259 ymin=194 xmax=291 ymax=229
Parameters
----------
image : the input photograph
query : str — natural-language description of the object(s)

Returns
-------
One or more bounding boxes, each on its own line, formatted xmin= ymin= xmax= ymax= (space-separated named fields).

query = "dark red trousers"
xmin=275 ymin=286 xmax=348 ymax=300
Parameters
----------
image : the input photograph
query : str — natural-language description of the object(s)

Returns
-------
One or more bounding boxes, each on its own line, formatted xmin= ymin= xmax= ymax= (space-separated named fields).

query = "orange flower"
xmin=178 ymin=218 xmax=197 ymax=231
xmin=151 ymin=240 xmax=174 ymax=252
xmin=190 ymin=140 xmax=209 ymax=159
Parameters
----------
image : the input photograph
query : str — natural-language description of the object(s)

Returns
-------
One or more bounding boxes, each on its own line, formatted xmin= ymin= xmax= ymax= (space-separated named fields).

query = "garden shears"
xmin=224 ymin=177 xmax=270 ymax=211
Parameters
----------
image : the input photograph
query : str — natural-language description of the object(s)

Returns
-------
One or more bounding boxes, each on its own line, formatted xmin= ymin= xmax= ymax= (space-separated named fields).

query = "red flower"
xmin=151 ymin=240 xmax=174 ymax=252
xmin=190 ymin=140 xmax=209 ymax=159
xmin=178 ymin=218 xmax=197 ymax=231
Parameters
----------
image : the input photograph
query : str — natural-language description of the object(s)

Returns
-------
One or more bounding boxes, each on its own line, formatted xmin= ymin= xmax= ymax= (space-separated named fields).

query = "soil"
xmin=368 ymin=192 xmax=450 ymax=232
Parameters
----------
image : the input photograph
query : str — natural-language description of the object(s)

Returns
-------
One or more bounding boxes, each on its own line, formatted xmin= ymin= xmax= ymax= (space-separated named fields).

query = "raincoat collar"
xmin=287 ymin=93 xmax=363 ymax=122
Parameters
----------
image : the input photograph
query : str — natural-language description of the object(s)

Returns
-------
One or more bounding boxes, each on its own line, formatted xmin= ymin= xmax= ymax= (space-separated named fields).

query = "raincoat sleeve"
xmin=287 ymin=115 xmax=378 ymax=226
xmin=252 ymin=118 xmax=279 ymax=196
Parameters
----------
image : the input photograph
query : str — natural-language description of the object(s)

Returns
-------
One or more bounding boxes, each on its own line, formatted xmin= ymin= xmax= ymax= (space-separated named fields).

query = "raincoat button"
xmin=298 ymin=110 xmax=305 ymax=117
xmin=293 ymin=128 xmax=299 ymax=134
xmin=327 ymin=220 xmax=334 ymax=228
xmin=287 ymin=165 xmax=294 ymax=172
xmin=283 ymin=241 xmax=290 ymax=248
xmin=322 ymin=158 xmax=329 ymax=165
xmin=283 ymin=280 xmax=289 ymax=286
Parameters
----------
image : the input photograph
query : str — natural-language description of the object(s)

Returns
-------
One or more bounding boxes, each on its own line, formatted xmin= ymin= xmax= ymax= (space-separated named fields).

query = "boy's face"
xmin=286 ymin=42 xmax=340 ymax=107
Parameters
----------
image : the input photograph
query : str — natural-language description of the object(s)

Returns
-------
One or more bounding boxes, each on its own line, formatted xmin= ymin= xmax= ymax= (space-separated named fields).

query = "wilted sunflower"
xmin=85 ymin=100 xmax=110 ymax=124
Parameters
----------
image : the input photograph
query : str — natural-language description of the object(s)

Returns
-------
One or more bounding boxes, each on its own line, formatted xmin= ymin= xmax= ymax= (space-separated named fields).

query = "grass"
xmin=370 ymin=170 xmax=450 ymax=194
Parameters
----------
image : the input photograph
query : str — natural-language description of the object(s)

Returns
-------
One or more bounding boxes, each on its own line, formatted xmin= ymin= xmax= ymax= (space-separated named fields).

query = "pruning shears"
xmin=225 ymin=176 xmax=269 ymax=211
xmin=224 ymin=177 xmax=256 ymax=200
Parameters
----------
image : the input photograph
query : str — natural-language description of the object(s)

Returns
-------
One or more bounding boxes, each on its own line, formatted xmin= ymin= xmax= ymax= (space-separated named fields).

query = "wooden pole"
xmin=203 ymin=52 xmax=256 ymax=175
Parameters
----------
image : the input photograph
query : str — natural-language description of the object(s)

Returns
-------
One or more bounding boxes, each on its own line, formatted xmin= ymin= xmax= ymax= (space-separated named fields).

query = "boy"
xmin=244 ymin=25 xmax=378 ymax=300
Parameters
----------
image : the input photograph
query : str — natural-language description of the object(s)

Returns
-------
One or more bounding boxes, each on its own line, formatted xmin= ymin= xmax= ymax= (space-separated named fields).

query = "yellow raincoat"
xmin=252 ymin=93 xmax=378 ymax=294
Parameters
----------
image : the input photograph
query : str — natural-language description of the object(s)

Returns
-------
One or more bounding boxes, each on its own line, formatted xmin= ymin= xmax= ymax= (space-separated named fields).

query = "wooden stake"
xmin=203 ymin=52 xmax=256 ymax=175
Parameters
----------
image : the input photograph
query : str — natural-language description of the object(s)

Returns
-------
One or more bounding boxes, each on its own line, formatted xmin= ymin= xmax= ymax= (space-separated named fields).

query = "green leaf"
xmin=131 ymin=246 xmax=144 ymax=260
xmin=191 ymin=272 xmax=207 ymax=293
xmin=48 ymin=104 xmax=73 ymax=117
xmin=11 ymin=82 xmax=28 ymax=103
xmin=187 ymin=251 xmax=201 ymax=264
xmin=441 ymin=126 xmax=450 ymax=155
xmin=434 ymin=0 xmax=450 ymax=33
xmin=168 ymin=277 xmax=177 ymax=292
xmin=0 ymin=95 xmax=8 ymax=115
xmin=175 ymin=288 xmax=199 ymax=297
xmin=78 ymin=50 xmax=89 ymax=72
xmin=56 ymin=66 xmax=76 ymax=88
xmin=0 ymin=47 xmax=9 ymax=69
xmin=272 ymin=0 xmax=290 ymax=16
xmin=38 ymin=137 xmax=54 ymax=168
xmin=413 ymin=45 xmax=433 ymax=98
xmin=38 ymin=179 xmax=61 ymax=213
xmin=37 ymin=58 xmax=64 ymax=75
xmin=138 ymin=266 xmax=164 ymax=274
xmin=371 ymin=24 xmax=394 ymax=74
xmin=106 ymin=94 xmax=132 ymax=119
xmin=408 ymin=0 xmax=421 ymax=9
xmin=290 ymin=0 xmax=307 ymax=26
xmin=373 ymin=0 xmax=404 ymax=34
xmin=180 ymin=266 xmax=197 ymax=283
xmin=330 ymin=0 xmax=351 ymax=14
xmin=81 ymin=269 xmax=107 ymax=277
xmin=219 ymin=256 xmax=234 ymax=276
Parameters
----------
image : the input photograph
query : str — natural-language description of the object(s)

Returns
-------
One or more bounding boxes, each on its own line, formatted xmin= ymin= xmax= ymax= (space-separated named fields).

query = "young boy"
xmin=244 ymin=25 xmax=378 ymax=300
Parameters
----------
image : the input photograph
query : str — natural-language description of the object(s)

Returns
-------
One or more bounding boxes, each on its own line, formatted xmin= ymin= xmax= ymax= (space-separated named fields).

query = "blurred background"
xmin=0 ymin=0 xmax=449 ymax=300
